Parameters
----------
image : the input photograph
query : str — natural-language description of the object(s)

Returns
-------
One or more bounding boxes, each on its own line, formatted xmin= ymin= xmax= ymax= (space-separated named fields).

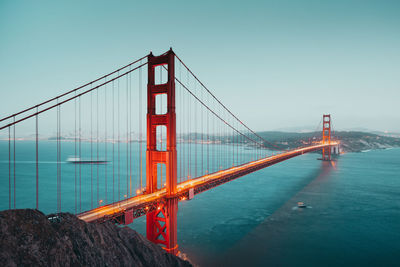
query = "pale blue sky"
xmin=1 ymin=0 xmax=399 ymax=132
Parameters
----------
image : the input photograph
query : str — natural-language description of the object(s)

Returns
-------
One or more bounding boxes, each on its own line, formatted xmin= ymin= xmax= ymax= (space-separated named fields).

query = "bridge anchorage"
xmin=0 ymin=47 xmax=340 ymax=257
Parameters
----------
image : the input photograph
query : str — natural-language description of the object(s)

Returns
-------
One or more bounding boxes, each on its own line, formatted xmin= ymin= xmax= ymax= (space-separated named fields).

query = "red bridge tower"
xmin=322 ymin=114 xmax=331 ymax=161
xmin=146 ymin=49 xmax=178 ymax=255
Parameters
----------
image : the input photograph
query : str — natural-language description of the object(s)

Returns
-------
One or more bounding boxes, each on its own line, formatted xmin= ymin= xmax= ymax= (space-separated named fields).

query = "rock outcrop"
xmin=0 ymin=209 xmax=192 ymax=267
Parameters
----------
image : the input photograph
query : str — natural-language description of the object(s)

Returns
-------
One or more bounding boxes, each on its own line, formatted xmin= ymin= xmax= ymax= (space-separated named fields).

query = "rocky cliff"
xmin=0 ymin=209 xmax=192 ymax=267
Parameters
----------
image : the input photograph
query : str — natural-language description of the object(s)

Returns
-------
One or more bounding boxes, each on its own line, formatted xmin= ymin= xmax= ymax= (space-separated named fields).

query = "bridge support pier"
xmin=146 ymin=49 xmax=179 ymax=255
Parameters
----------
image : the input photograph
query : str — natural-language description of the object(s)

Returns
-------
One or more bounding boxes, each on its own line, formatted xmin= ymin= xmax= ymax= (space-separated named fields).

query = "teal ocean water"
xmin=1 ymin=141 xmax=399 ymax=266
xmin=134 ymin=148 xmax=400 ymax=266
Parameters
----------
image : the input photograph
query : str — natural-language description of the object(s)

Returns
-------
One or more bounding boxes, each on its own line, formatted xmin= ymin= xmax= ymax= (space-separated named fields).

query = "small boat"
xmin=66 ymin=156 xmax=108 ymax=164
xmin=297 ymin=201 xmax=307 ymax=208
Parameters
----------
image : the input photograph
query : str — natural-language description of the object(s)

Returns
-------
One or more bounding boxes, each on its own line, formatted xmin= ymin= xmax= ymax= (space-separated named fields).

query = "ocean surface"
xmin=0 ymin=141 xmax=399 ymax=266
xmin=133 ymin=148 xmax=400 ymax=266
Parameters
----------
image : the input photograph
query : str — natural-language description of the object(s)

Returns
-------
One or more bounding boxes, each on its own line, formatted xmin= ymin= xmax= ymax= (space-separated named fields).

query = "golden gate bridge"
xmin=0 ymin=48 xmax=339 ymax=255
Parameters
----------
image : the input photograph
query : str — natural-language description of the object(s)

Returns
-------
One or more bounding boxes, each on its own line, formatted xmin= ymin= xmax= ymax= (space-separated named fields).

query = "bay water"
xmin=1 ymin=141 xmax=399 ymax=266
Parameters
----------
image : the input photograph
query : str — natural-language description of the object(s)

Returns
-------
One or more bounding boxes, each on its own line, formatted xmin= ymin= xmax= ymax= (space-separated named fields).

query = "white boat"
xmin=66 ymin=156 xmax=108 ymax=164
xmin=297 ymin=201 xmax=307 ymax=208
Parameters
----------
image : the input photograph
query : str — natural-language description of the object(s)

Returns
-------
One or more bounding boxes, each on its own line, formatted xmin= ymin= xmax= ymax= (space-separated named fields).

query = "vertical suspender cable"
xmin=118 ymin=73 xmax=120 ymax=200
xmin=8 ymin=127 xmax=11 ymax=209
xmin=97 ymin=88 xmax=99 ymax=206
xmin=56 ymin=105 xmax=59 ymax=213
xmin=79 ymin=96 xmax=82 ymax=212
xmin=219 ymin=105 xmax=221 ymax=169
xmin=90 ymin=87 xmax=93 ymax=209
xmin=56 ymin=107 xmax=58 ymax=212
xmin=139 ymin=63 xmax=143 ymax=191
xmin=126 ymin=75 xmax=129 ymax=198
xmin=232 ymin=119 xmax=234 ymax=166
xmin=217 ymin=106 xmax=219 ymax=170
xmin=112 ymin=80 xmax=115 ymax=203
xmin=181 ymin=64 xmax=185 ymax=181
xmin=182 ymin=76 xmax=184 ymax=180
xmin=217 ymin=104 xmax=219 ymax=169
xmin=194 ymin=82 xmax=197 ymax=178
xmin=207 ymin=92 xmax=209 ymax=174
xmin=179 ymin=63 xmax=183 ymax=181
xmin=58 ymin=104 xmax=61 ymax=212
xmin=214 ymin=99 xmax=216 ymax=172
xmin=74 ymin=95 xmax=77 ymax=213
xmin=180 ymin=61 xmax=183 ymax=182
xmin=224 ymin=111 xmax=227 ymax=168
xmin=105 ymin=79 xmax=108 ymax=204
xmin=239 ymin=129 xmax=241 ymax=164
xmin=200 ymin=78 xmax=204 ymax=176
xmin=188 ymin=71 xmax=191 ymax=179
xmin=235 ymin=121 xmax=237 ymax=165
xmin=13 ymin=116 xmax=15 ymax=209
xmin=36 ymin=107 xmax=39 ymax=210
xmin=221 ymin=110 xmax=223 ymax=169
xmin=237 ymin=121 xmax=239 ymax=164
xmin=222 ymin=110 xmax=224 ymax=169
xmin=129 ymin=71 xmax=132 ymax=195
xmin=56 ymin=102 xmax=61 ymax=213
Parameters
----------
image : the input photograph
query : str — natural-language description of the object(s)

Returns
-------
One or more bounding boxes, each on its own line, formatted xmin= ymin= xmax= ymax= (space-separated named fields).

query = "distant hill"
xmin=256 ymin=131 xmax=400 ymax=152
xmin=179 ymin=130 xmax=400 ymax=153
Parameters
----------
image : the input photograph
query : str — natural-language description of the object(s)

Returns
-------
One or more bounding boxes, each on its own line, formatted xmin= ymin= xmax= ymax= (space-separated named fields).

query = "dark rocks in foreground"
xmin=0 ymin=209 xmax=192 ymax=267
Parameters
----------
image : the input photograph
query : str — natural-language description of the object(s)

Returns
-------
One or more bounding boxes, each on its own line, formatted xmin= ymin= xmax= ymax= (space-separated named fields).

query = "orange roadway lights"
xmin=136 ymin=189 xmax=141 ymax=195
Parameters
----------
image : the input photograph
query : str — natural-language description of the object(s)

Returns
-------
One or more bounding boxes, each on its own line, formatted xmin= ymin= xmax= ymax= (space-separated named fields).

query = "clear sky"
xmin=1 ymin=0 xmax=399 ymax=132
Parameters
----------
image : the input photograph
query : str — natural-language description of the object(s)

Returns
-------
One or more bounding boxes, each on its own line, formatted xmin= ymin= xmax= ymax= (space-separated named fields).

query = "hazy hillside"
xmin=257 ymin=131 xmax=400 ymax=152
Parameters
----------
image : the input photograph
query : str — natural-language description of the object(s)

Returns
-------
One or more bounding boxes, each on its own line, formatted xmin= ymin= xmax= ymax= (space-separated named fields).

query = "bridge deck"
xmin=77 ymin=142 xmax=338 ymax=223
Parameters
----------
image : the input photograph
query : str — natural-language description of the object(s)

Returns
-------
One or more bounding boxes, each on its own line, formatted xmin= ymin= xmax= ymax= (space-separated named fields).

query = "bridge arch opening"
xmin=157 ymin=163 xmax=166 ymax=190
xmin=154 ymin=64 xmax=168 ymax=85
xmin=155 ymin=94 xmax=167 ymax=115
xmin=156 ymin=125 xmax=167 ymax=151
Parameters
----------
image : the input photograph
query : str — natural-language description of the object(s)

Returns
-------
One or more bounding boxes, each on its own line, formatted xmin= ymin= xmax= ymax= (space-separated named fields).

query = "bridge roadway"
xmin=77 ymin=142 xmax=338 ymax=224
